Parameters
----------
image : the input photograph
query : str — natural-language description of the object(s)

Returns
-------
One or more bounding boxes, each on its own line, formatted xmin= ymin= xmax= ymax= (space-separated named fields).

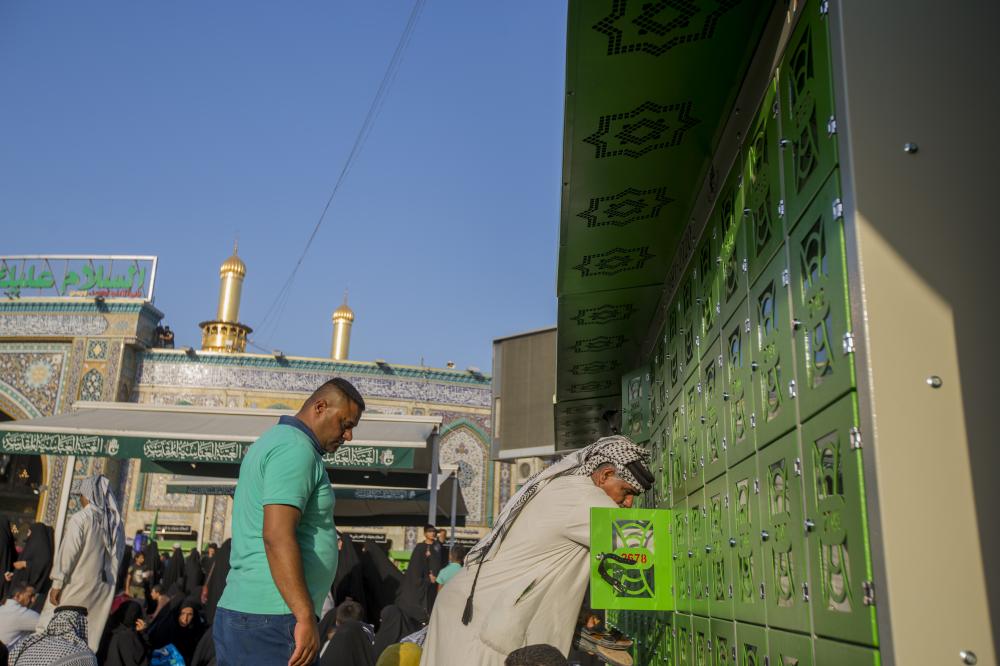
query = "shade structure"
xmin=163 ymin=474 xmax=468 ymax=527
xmin=0 ymin=402 xmax=441 ymax=474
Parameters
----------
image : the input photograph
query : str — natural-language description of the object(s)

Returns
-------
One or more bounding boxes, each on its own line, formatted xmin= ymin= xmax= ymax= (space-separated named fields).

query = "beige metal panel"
xmin=833 ymin=1 xmax=999 ymax=663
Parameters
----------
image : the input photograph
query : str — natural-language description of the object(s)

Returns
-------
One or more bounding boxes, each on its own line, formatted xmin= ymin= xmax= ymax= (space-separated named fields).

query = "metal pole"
xmin=427 ymin=428 xmax=439 ymax=526
xmin=54 ymin=455 xmax=76 ymax=552
xmin=449 ymin=471 xmax=457 ymax=547
xmin=197 ymin=495 xmax=207 ymax=551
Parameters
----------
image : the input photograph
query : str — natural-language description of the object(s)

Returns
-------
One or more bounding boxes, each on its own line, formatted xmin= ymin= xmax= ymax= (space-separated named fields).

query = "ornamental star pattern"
xmin=571 ymin=304 xmax=638 ymax=326
xmin=574 ymin=247 xmax=655 ymax=277
xmin=570 ymin=335 xmax=627 ymax=353
xmin=584 ymin=101 xmax=700 ymax=159
xmin=578 ymin=186 xmax=675 ymax=228
xmin=593 ymin=0 xmax=743 ymax=57
xmin=569 ymin=360 xmax=621 ymax=376
xmin=569 ymin=380 xmax=616 ymax=394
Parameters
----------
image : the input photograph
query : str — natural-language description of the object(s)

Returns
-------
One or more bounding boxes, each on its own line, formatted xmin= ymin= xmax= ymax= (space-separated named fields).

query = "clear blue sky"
xmin=0 ymin=1 xmax=567 ymax=372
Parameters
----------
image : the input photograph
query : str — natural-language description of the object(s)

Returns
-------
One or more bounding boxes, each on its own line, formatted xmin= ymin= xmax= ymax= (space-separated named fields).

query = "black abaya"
xmin=373 ymin=605 xmax=420 ymax=661
xmin=203 ymin=539 xmax=231 ymax=625
xmin=149 ymin=596 xmax=206 ymax=666
xmin=13 ymin=521 xmax=53 ymax=612
xmin=0 ymin=518 xmax=17 ymax=598
xmin=360 ymin=543 xmax=402 ymax=626
xmin=183 ymin=548 xmax=204 ymax=596
xmin=319 ymin=620 xmax=375 ymax=666
xmin=394 ymin=542 xmax=440 ymax=621
xmin=332 ymin=534 xmax=366 ymax=609
xmin=190 ymin=627 xmax=216 ymax=666
xmin=105 ymin=600 xmax=151 ymax=666
xmin=161 ymin=546 xmax=185 ymax=592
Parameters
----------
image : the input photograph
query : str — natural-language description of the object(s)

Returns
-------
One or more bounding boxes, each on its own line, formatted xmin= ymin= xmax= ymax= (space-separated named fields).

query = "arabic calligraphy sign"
xmin=0 ymin=255 xmax=157 ymax=300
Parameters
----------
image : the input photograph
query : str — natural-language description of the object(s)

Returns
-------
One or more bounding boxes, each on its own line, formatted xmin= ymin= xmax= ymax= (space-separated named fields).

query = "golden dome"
xmin=333 ymin=301 xmax=355 ymax=322
xmin=219 ymin=241 xmax=246 ymax=277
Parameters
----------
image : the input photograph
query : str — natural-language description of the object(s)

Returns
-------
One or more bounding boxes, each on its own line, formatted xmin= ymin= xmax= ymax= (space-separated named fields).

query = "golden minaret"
xmin=331 ymin=292 xmax=354 ymax=360
xmin=200 ymin=242 xmax=253 ymax=353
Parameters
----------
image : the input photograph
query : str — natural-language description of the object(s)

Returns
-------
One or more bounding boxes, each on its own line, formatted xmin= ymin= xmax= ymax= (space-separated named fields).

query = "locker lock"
xmin=751 ymin=361 xmax=759 ymax=372
xmin=804 ymin=518 xmax=815 ymax=533
xmin=705 ymin=545 xmax=712 ymax=553
xmin=729 ymin=537 xmax=737 ymax=547
xmin=760 ymin=530 xmax=770 ymax=542
xmin=759 ymin=583 xmax=766 ymax=600
xmin=792 ymin=319 xmax=802 ymax=331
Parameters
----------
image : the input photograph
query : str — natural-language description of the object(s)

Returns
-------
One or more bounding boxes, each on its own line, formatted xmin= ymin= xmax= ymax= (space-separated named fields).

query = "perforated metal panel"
xmin=701 ymin=337 xmax=727 ymax=484
xmin=768 ymin=628 xmax=815 ymax=666
xmin=730 ymin=454 xmax=766 ymax=625
xmin=711 ymin=619 xmax=736 ymax=666
xmin=723 ymin=301 xmax=756 ymax=466
xmin=706 ymin=472 xmax=734 ymax=621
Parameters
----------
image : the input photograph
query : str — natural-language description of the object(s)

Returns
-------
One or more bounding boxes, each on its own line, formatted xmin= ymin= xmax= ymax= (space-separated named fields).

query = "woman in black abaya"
xmin=0 ymin=518 xmax=18 ymax=599
xmin=160 ymin=545 xmax=185 ymax=592
xmin=332 ymin=533 xmax=366 ymax=608
xmin=105 ymin=599 xmax=151 ymax=666
xmin=372 ymin=605 xmax=420 ymax=661
xmin=183 ymin=548 xmax=204 ymax=596
xmin=148 ymin=596 xmax=206 ymax=665
xmin=12 ymin=521 xmax=54 ymax=612
xmin=360 ymin=542 xmax=402 ymax=626
xmin=203 ymin=539 xmax=231 ymax=625
xmin=319 ymin=619 xmax=375 ymax=666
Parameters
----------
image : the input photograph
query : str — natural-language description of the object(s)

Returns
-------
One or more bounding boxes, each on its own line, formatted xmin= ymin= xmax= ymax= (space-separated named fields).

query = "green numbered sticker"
xmin=590 ymin=507 xmax=674 ymax=611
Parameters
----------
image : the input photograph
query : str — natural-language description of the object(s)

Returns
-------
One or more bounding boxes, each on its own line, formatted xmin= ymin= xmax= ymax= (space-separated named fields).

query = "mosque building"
xmin=0 ymin=251 xmax=539 ymax=554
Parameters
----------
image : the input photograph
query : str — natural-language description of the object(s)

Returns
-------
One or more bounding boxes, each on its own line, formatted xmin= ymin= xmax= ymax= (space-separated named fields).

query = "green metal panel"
xmin=652 ymin=324 xmax=670 ymax=431
xmin=736 ymin=622 xmax=768 ymax=666
xmin=802 ymin=393 xmax=878 ymax=646
xmin=669 ymin=393 xmax=687 ymax=507
xmin=590 ymin=507 xmax=673 ymax=611
xmin=676 ymin=613 xmax=694 ymax=666
xmin=681 ymin=269 xmax=701 ymax=383
xmin=760 ymin=431 xmax=811 ymax=633
xmin=701 ymin=335 xmax=727 ymax=484
xmin=622 ymin=366 xmax=652 ymax=443
xmin=659 ymin=611 xmax=676 ymax=666
xmin=744 ymin=80 xmax=786 ymax=286
xmin=717 ymin=162 xmax=749 ymax=325
xmin=684 ymin=369 xmax=705 ymax=495
xmin=706 ymin=473 xmax=734 ymax=621
xmin=750 ymin=251 xmax=797 ymax=448
xmin=696 ymin=220 xmax=723 ymax=343
xmin=779 ymin=0 xmax=838 ymax=227
xmin=768 ymin=628 xmax=814 ymax=666
xmin=651 ymin=425 xmax=668 ymax=508
xmin=669 ymin=305 xmax=685 ymax=403
xmin=673 ymin=495 xmax=691 ymax=614
xmin=723 ymin=301 xmax=756 ymax=466
xmin=730 ymin=455 xmax=766 ymax=625
xmin=813 ymin=638 xmax=881 ymax=666
xmin=711 ymin=619 xmax=736 ymax=666
xmin=789 ymin=171 xmax=855 ymax=422
xmin=689 ymin=487 xmax=709 ymax=617
xmin=693 ymin=614 xmax=712 ymax=666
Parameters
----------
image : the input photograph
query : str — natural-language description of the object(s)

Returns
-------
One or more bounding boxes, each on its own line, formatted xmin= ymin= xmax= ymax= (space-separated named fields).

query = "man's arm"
xmin=263 ymin=503 xmax=318 ymax=666
xmin=50 ymin=513 xmax=87 ymax=604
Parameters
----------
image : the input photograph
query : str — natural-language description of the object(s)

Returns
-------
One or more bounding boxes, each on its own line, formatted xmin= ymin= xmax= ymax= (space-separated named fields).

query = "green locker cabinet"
xmin=760 ymin=430 xmax=811 ymax=633
xmin=652 ymin=326 xmax=671 ymax=432
xmin=660 ymin=612 xmax=675 ymax=665
xmin=750 ymin=252 xmax=797 ymax=448
xmin=768 ymin=628 xmax=814 ymax=666
xmin=676 ymin=613 xmax=693 ymax=666
xmin=711 ymin=619 xmax=736 ymax=666
xmin=706 ymin=473 xmax=734 ymax=620
xmin=669 ymin=307 xmax=684 ymax=402
xmin=814 ymin=638 xmax=880 ymax=666
xmin=622 ymin=367 xmax=652 ymax=444
xmin=658 ymin=426 xmax=672 ymax=508
xmin=736 ymin=622 xmax=768 ymax=666
xmin=673 ymin=495 xmax=691 ymax=614
xmin=697 ymin=221 xmax=723 ymax=343
xmin=730 ymin=455 xmax=766 ymax=625
xmin=693 ymin=615 xmax=712 ymax=666
xmin=789 ymin=171 xmax=856 ymax=421
xmin=684 ymin=369 xmax=705 ymax=495
xmin=723 ymin=301 xmax=756 ymax=466
xmin=649 ymin=429 xmax=664 ymax=508
xmin=702 ymin=336 xmax=727 ymax=484
xmin=802 ymin=394 xmax=878 ymax=647
xmin=689 ymin=487 xmax=709 ymax=618
xmin=669 ymin=394 xmax=687 ymax=507
xmin=779 ymin=0 xmax=838 ymax=227
xmin=717 ymin=161 xmax=748 ymax=325
xmin=744 ymin=80 xmax=785 ymax=286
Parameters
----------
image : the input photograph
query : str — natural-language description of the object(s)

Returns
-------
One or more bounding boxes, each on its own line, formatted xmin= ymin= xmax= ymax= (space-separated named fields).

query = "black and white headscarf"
xmin=78 ymin=474 xmax=124 ymax=585
xmin=466 ymin=435 xmax=651 ymax=566
xmin=9 ymin=607 xmax=96 ymax=666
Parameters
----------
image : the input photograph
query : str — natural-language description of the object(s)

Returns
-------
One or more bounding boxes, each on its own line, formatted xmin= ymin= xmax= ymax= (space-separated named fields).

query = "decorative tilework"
xmin=79 ymin=369 xmax=104 ymax=401
xmin=498 ymin=462 xmax=512 ymax=511
xmin=404 ymin=526 xmax=417 ymax=551
xmin=143 ymin=473 xmax=199 ymax=512
xmin=0 ymin=314 xmax=108 ymax=337
xmin=42 ymin=454 xmax=67 ymax=526
xmin=439 ymin=427 xmax=488 ymax=525
xmin=0 ymin=343 xmax=71 ymax=417
xmin=86 ymin=340 xmax=108 ymax=360
xmin=210 ymin=495 xmax=230 ymax=544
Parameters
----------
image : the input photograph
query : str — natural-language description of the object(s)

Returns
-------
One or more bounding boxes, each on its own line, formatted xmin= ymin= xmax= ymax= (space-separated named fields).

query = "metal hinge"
xmin=778 ymin=199 xmax=785 ymax=217
xmin=850 ymin=427 xmax=863 ymax=450
xmin=695 ymin=336 xmax=701 ymax=349
xmin=794 ymin=457 xmax=802 ymax=476
xmin=803 ymin=582 xmax=810 ymax=602
xmin=820 ymin=0 xmax=830 ymax=15
xmin=788 ymin=380 xmax=797 ymax=398
xmin=862 ymin=580 xmax=876 ymax=606
xmin=827 ymin=115 xmax=837 ymax=136
xmin=750 ymin=413 xmax=757 ymax=428
xmin=781 ymin=268 xmax=790 ymax=286
xmin=745 ymin=318 xmax=751 ymax=333
xmin=753 ymin=478 xmax=760 ymax=494
xmin=842 ymin=331 xmax=856 ymax=354
xmin=742 ymin=257 xmax=748 ymax=273
xmin=832 ymin=198 xmax=844 ymax=220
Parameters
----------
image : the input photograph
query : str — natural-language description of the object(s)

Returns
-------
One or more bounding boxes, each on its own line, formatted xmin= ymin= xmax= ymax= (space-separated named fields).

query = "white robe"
xmin=35 ymin=505 xmax=116 ymax=652
xmin=420 ymin=475 xmax=617 ymax=665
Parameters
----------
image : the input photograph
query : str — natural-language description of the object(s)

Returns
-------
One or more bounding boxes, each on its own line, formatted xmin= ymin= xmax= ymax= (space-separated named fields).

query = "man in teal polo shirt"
xmin=215 ymin=378 xmax=365 ymax=666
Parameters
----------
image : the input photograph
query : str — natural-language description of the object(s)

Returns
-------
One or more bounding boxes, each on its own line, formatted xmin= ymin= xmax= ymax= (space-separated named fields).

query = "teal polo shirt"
xmin=219 ymin=421 xmax=337 ymax=616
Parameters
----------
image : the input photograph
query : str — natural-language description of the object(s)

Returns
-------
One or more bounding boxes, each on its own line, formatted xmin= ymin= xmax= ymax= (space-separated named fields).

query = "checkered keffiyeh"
xmin=10 ymin=607 xmax=96 ymax=666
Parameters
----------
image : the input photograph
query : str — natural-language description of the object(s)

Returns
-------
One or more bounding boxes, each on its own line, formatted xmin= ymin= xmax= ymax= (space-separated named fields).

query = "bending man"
xmin=215 ymin=378 xmax=365 ymax=666
xmin=420 ymin=435 xmax=653 ymax=666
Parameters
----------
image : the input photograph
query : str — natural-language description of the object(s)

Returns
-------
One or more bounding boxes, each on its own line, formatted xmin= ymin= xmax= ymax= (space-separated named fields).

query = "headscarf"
xmin=373 ymin=605 xmax=420 ymax=661
xmin=9 ymin=606 xmax=96 ymax=666
xmin=374 ymin=642 xmax=422 ymax=666
xmin=203 ymin=539 xmax=231 ymax=625
xmin=161 ymin=546 xmax=185 ymax=591
xmin=103 ymin=600 xmax=150 ymax=666
xmin=183 ymin=548 xmax=204 ymax=596
xmin=0 ymin=518 xmax=17 ymax=597
xmin=148 ymin=596 xmax=205 ymax=665
xmin=79 ymin=474 xmax=125 ymax=585
xmin=460 ymin=435 xmax=651 ymax=625
xmin=319 ymin=619 xmax=375 ymax=666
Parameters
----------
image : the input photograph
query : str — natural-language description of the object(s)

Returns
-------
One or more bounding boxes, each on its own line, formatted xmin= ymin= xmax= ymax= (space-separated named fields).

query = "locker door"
xmin=706 ymin=472 xmax=733 ymax=621
xmin=723 ymin=301 xmax=756 ymax=466
xmin=750 ymin=252 xmax=797 ymax=448
xmin=730 ymin=455 xmax=766 ymax=625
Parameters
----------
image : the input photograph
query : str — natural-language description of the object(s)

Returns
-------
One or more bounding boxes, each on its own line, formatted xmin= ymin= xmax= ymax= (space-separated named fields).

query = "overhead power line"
xmin=254 ymin=0 xmax=428 ymax=347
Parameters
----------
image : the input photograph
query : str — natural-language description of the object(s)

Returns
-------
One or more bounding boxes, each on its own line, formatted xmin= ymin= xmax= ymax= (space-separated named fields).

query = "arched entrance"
xmin=0 ymin=410 xmax=45 ymax=535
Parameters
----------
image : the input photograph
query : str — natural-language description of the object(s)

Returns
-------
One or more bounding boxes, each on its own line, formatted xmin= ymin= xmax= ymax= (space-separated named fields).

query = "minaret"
xmin=199 ymin=243 xmax=253 ymax=353
xmin=331 ymin=292 xmax=354 ymax=360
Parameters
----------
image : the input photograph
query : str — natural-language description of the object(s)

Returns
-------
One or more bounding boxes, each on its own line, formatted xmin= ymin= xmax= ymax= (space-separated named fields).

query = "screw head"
xmin=960 ymin=650 xmax=978 ymax=665
xmin=903 ymin=142 xmax=919 ymax=154
xmin=927 ymin=375 xmax=943 ymax=388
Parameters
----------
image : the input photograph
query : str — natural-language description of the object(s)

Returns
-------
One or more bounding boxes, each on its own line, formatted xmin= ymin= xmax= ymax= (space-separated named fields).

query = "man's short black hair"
xmin=7 ymin=581 xmax=31 ymax=600
xmin=335 ymin=599 xmax=365 ymax=624
xmin=450 ymin=546 xmax=466 ymax=562
xmin=423 ymin=524 xmax=436 ymax=533
xmin=505 ymin=644 xmax=568 ymax=666
xmin=310 ymin=377 xmax=365 ymax=412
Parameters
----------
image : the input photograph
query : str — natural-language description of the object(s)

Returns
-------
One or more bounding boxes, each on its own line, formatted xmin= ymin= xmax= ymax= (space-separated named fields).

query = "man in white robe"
xmin=35 ymin=474 xmax=125 ymax=652
xmin=420 ymin=436 xmax=653 ymax=665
